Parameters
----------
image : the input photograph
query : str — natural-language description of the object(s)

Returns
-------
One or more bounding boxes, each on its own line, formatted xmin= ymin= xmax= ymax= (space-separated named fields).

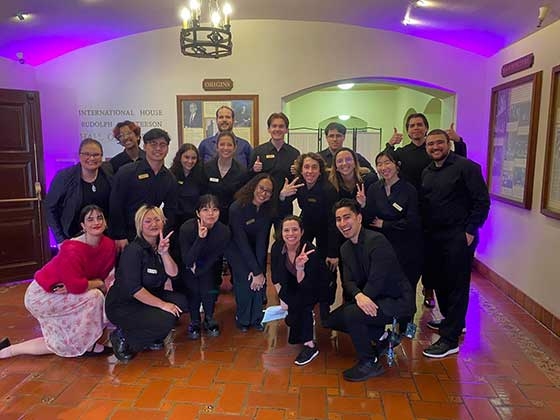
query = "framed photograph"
xmin=176 ymin=95 xmax=259 ymax=148
xmin=487 ymin=71 xmax=542 ymax=209
xmin=541 ymin=65 xmax=560 ymax=219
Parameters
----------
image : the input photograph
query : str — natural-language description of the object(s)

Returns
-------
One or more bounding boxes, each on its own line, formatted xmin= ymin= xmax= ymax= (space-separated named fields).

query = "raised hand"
xmin=197 ymin=219 xmax=208 ymax=238
xmin=446 ymin=122 xmax=461 ymax=141
xmin=252 ymin=155 xmax=263 ymax=172
xmin=279 ymin=177 xmax=304 ymax=200
xmin=388 ymin=127 xmax=403 ymax=146
xmin=295 ymin=243 xmax=316 ymax=271
xmin=290 ymin=159 xmax=298 ymax=176
xmin=356 ymin=183 xmax=366 ymax=208
xmin=157 ymin=230 xmax=173 ymax=255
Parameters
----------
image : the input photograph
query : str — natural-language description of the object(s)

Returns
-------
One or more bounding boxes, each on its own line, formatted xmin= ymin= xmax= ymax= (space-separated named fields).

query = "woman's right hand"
xmin=197 ymin=219 xmax=208 ymax=238
xmin=160 ymin=301 xmax=182 ymax=317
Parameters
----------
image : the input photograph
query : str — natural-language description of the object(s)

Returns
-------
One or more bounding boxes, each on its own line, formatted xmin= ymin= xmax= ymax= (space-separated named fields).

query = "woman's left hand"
xmin=356 ymin=183 xmax=366 ymax=208
xmin=249 ymin=272 xmax=266 ymax=291
xmin=157 ymin=231 xmax=174 ymax=255
xmin=295 ymin=243 xmax=315 ymax=270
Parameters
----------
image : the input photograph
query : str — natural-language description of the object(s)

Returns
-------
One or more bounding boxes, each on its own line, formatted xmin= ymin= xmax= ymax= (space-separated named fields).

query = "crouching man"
xmin=326 ymin=199 xmax=414 ymax=382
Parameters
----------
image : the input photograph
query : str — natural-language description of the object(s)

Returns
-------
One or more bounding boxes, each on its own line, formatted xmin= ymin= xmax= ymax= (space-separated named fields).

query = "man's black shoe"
xmin=187 ymin=323 xmax=201 ymax=340
xmin=203 ymin=319 xmax=220 ymax=337
xmin=422 ymin=338 xmax=459 ymax=358
xmin=109 ymin=330 xmax=136 ymax=362
xmin=146 ymin=339 xmax=165 ymax=351
xmin=343 ymin=358 xmax=385 ymax=382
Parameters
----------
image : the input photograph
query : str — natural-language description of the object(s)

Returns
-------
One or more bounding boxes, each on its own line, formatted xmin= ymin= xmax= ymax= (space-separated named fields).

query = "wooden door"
xmin=0 ymin=89 xmax=49 ymax=283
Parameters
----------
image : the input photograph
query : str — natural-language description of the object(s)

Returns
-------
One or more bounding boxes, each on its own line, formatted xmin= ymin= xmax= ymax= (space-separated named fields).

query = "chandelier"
xmin=180 ymin=0 xmax=233 ymax=59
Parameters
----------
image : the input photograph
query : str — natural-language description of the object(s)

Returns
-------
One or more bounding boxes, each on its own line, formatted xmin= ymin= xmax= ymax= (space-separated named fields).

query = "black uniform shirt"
xmin=336 ymin=172 xmax=378 ymax=201
xmin=421 ymin=152 xmax=490 ymax=235
xmin=386 ymin=140 xmax=467 ymax=192
xmin=176 ymin=169 xmax=208 ymax=226
xmin=109 ymin=149 xmax=146 ymax=174
xmin=204 ymin=158 xmax=248 ymax=222
xmin=113 ymin=236 xmax=169 ymax=299
xmin=109 ymin=160 xmax=177 ymax=240
xmin=179 ymin=218 xmax=231 ymax=277
xmin=249 ymin=140 xmax=300 ymax=188
xmin=228 ymin=200 xmax=273 ymax=276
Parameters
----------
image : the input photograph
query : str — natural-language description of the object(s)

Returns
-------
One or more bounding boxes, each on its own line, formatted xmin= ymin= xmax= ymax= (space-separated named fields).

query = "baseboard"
xmin=473 ymin=258 xmax=559 ymax=337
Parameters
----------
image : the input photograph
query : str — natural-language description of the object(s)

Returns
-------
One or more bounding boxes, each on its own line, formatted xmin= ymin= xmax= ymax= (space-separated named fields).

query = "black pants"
xmin=229 ymin=259 xmax=264 ymax=327
xmin=283 ymin=292 xmax=314 ymax=344
xmin=106 ymin=289 xmax=188 ymax=352
xmin=424 ymin=228 xmax=476 ymax=345
xmin=325 ymin=303 xmax=393 ymax=360
xmin=183 ymin=263 xmax=221 ymax=323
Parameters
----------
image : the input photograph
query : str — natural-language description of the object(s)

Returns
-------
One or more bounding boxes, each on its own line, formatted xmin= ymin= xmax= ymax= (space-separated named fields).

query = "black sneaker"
xmin=187 ymin=323 xmax=201 ymax=340
xmin=203 ymin=319 xmax=220 ymax=337
xmin=427 ymin=319 xmax=466 ymax=334
xmin=343 ymin=358 xmax=384 ymax=382
xmin=294 ymin=345 xmax=319 ymax=366
xmin=422 ymin=338 xmax=459 ymax=358
xmin=109 ymin=330 xmax=136 ymax=362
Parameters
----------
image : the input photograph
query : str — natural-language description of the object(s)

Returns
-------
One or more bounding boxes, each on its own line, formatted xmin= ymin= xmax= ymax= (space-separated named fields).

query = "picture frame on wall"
xmin=487 ymin=71 xmax=542 ymax=209
xmin=176 ymin=95 xmax=259 ymax=148
xmin=541 ymin=65 xmax=560 ymax=219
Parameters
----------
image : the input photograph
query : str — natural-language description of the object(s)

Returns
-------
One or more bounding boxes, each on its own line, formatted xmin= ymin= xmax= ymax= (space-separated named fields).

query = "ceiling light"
xmin=415 ymin=0 xmax=428 ymax=7
xmin=179 ymin=0 xmax=233 ymax=59
xmin=338 ymin=115 xmax=350 ymax=121
xmin=15 ymin=12 xmax=28 ymax=21
xmin=337 ymin=83 xmax=354 ymax=90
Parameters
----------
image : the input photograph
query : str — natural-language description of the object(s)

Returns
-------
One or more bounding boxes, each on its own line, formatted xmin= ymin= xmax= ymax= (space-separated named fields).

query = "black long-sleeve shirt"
xmin=179 ymin=218 xmax=230 ymax=277
xmin=421 ymin=152 xmax=490 ymax=236
xmin=270 ymin=240 xmax=324 ymax=306
xmin=281 ymin=179 xmax=339 ymax=258
xmin=336 ymin=172 xmax=378 ymax=201
xmin=109 ymin=160 xmax=177 ymax=240
xmin=108 ymin=149 xmax=146 ymax=174
xmin=228 ymin=200 xmax=273 ymax=276
xmin=340 ymin=228 xmax=413 ymax=317
xmin=249 ymin=140 xmax=300 ymax=188
xmin=385 ymin=140 xmax=467 ymax=192
xmin=204 ymin=158 xmax=248 ymax=223
xmin=175 ymin=169 xmax=208 ymax=227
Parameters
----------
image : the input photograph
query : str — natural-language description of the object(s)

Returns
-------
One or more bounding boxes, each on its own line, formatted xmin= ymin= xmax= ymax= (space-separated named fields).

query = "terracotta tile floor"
xmin=1 ymin=271 xmax=559 ymax=419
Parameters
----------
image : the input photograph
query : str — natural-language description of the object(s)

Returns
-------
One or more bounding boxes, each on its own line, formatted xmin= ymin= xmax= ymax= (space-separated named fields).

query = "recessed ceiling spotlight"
xmin=337 ymin=83 xmax=354 ymax=90
xmin=415 ymin=0 xmax=428 ymax=7
xmin=338 ymin=115 xmax=350 ymax=121
xmin=15 ymin=12 xmax=27 ymax=21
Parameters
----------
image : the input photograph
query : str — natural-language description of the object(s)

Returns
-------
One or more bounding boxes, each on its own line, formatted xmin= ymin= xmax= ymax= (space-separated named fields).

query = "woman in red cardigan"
xmin=0 ymin=205 xmax=116 ymax=358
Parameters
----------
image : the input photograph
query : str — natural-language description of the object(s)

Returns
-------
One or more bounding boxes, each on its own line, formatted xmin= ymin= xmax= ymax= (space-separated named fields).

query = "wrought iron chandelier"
xmin=180 ymin=0 xmax=233 ymax=59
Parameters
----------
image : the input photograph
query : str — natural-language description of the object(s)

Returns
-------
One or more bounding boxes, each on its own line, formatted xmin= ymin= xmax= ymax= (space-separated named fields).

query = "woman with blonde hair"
xmin=105 ymin=205 xmax=188 ymax=362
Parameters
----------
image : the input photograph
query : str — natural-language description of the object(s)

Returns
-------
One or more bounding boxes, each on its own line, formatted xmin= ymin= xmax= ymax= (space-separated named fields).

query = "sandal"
xmin=81 ymin=345 xmax=113 ymax=357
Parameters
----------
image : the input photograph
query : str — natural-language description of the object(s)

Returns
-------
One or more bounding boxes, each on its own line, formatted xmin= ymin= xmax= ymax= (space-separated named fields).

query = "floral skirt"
xmin=24 ymin=281 xmax=107 ymax=357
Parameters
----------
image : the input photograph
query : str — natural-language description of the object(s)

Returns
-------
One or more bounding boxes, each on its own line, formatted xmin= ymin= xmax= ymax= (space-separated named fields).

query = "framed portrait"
xmin=176 ymin=95 xmax=259 ymax=148
xmin=487 ymin=71 xmax=542 ymax=209
xmin=541 ymin=65 xmax=560 ymax=219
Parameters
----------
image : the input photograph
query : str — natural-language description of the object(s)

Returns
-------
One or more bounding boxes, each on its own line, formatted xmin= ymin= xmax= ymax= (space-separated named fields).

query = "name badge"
xmin=245 ymin=218 xmax=256 ymax=225
xmin=178 ymin=180 xmax=184 ymax=185
xmin=307 ymin=198 xmax=317 ymax=203
xmin=392 ymin=202 xmax=403 ymax=212
xmin=138 ymin=173 xmax=150 ymax=180
xmin=147 ymin=268 xmax=158 ymax=274
xmin=266 ymin=154 xmax=275 ymax=159
xmin=209 ymin=177 xmax=219 ymax=183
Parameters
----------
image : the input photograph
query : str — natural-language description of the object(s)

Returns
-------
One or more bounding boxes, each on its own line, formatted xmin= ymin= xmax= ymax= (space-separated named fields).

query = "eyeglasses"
xmin=80 ymin=152 xmax=102 ymax=159
xmin=146 ymin=141 xmax=168 ymax=149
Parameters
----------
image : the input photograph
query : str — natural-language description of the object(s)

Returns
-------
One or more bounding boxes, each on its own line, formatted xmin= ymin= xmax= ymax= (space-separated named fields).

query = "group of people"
xmin=0 ymin=107 xmax=490 ymax=383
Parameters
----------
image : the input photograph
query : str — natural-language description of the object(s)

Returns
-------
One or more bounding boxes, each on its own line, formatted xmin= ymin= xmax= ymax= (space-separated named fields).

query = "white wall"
xmin=33 ymin=20 xmax=488 ymax=179
xmin=480 ymin=21 xmax=560 ymax=318
xmin=0 ymin=57 xmax=37 ymax=91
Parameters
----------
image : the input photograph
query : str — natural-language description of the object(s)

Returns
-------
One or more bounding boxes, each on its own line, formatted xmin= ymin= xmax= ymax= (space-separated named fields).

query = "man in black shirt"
xmin=327 ymin=199 xmax=413 ymax=381
xmin=385 ymin=113 xmax=467 ymax=309
xmin=421 ymin=129 xmax=490 ymax=359
xmin=109 ymin=128 xmax=178 ymax=252
xmin=108 ymin=121 xmax=146 ymax=174
xmin=318 ymin=122 xmax=374 ymax=172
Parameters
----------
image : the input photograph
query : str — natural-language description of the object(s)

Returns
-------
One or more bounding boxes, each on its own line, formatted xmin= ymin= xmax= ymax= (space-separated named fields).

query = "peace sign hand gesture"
xmin=295 ymin=243 xmax=316 ymax=271
xmin=157 ymin=230 xmax=173 ymax=255
xmin=279 ymin=177 xmax=304 ymax=200
xmin=197 ymin=219 xmax=208 ymax=238
xmin=356 ymin=183 xmax=366 ymax=208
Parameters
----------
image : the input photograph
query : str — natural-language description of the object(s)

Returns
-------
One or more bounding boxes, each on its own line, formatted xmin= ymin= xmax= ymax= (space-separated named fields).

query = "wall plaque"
xmin=501 ymin=53 xmax=534 ymax=78
xmin=202 ymin=79 xmax=234 ymax=91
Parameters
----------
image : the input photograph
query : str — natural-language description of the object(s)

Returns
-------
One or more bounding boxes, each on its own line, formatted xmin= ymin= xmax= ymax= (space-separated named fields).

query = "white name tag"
xmin=147 ymin=268 xmax=158 ymax=274
xmin=392 ymin=202 xmax=403 ymax=212
xmin=209 ymin=177 xmax=219 ymax=183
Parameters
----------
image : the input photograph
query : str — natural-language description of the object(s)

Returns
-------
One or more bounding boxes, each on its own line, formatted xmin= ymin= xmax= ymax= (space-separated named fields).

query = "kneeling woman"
xmin=271 ymin=216 xmax=326 ymax=366
xmin=180 ymin=195 xmax=231 ymax=339
xmin=105 ymin=205 xmax=188 ymax=362
xmin=0 ymin=205 xmax=116 ymax=359
xmin=228 ymin=174 xmax=276 ymax=331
